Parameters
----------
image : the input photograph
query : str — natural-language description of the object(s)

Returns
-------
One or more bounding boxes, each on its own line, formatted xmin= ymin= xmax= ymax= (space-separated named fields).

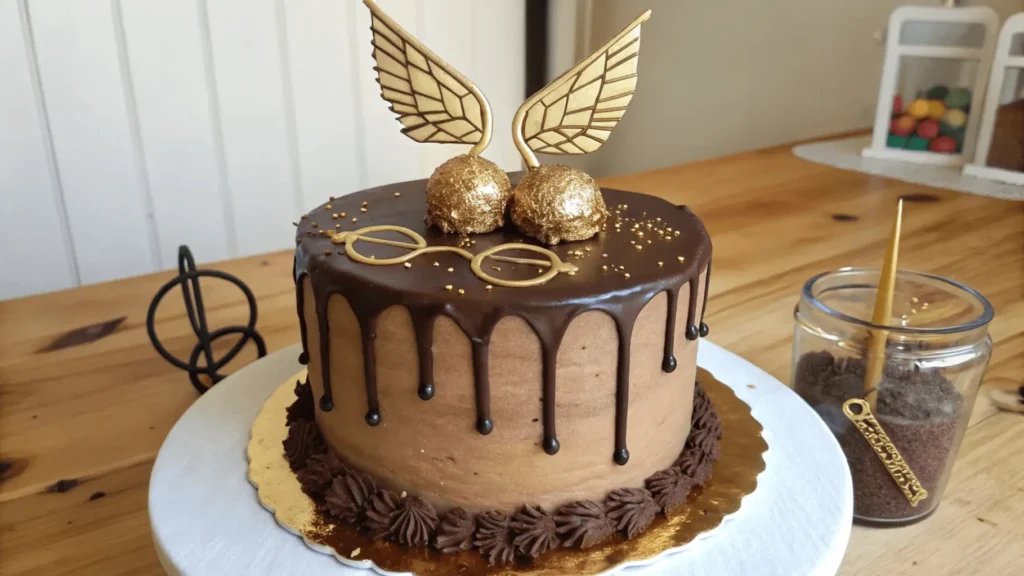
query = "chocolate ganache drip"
xmin=294 ymin=174 xmax=712 ymax=465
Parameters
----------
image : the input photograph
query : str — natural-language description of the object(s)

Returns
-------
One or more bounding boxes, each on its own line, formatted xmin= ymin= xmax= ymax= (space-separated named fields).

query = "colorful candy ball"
xmin=916 ymin=119 xmax=940 ymax=139
xmin=929 ymin=136 xmax=958 ymax=153
xmin=926 ymin=86 xmax=950 ymax=101
xmin=907 ymin=137 xmax=930 ymax=151
xmin=887 ymin=135 xmax=909 ymax=149
xmin=890 ymin=115 xmax=917 ymax=137
xmin=942 ymin=108 xmax=967 ymax=129
xmin=945 ymin=88 xmax=971 ymax=110
xmin=927 ymin=100 xmax=946 ymax=120
xmin=907 ymin=99 xmax=931 ymax=119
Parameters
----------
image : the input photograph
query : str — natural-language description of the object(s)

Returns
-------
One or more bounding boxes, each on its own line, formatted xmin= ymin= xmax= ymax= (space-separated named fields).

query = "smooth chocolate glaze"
xmin=294 ymin=173 xmax=712 ymax=465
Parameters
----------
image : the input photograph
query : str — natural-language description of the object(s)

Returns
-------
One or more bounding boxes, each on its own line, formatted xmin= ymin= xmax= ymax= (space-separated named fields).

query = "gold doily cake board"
xmin=247 ymin=367 xmax=766 ymax=575
xmin=150 ymin=343 xmax=853 ymax=576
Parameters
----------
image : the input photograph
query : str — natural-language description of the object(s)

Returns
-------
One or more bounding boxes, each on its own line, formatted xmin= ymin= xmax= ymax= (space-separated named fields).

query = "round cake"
xmin=287 ymin=172 xmax=716 ymax=560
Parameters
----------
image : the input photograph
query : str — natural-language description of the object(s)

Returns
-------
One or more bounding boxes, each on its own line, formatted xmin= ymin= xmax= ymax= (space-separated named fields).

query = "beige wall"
xmin=549 ymin=0 xmax=1024 ymax=177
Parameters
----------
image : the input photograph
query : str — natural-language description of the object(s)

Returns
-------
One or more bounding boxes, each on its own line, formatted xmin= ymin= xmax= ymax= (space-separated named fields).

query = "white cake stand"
xmin=150 ymin=341 xmax=852 ymax=576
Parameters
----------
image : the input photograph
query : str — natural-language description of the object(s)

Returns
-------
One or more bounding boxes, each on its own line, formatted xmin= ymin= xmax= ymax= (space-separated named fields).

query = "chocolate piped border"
xmin=283 ymin=378 xmax=722 ymax=566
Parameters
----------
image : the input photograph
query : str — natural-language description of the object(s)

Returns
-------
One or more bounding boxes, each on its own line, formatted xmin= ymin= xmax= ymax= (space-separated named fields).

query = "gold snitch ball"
xmin=510 ymin=164 xmax=609 ymax=245
xmin=425 ymin=154 xmax=512 ymax=235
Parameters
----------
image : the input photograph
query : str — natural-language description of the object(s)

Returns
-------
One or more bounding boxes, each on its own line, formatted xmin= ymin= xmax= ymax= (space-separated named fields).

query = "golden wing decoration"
xmin=363 ymin=0 xmax=492 ymax=156
xmin=512 ymin=10 xmax=651 ymax=168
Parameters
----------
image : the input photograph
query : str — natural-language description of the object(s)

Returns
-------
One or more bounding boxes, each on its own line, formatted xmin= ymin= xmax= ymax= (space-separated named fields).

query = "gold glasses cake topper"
xmin=509 ymin=10 xmax=652 ymax=245
xmin=331 ymin=225 xmax=578 ymax=288
xmin=363 ymin=0 xmax=511 ymax=236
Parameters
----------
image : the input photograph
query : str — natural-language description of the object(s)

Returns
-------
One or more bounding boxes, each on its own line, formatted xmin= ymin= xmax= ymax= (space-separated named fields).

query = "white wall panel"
xmin=283 ymin=0 xmax=367 ymax=203
xmin=0 ymin=0 xmax=77 ymax=299
xmin=28 ymin=0 xmax=158 ymax=284
xmin=2 ymin=0 xmax=526 ymax=300
xmin=205 ymin=0 xmax=300 ymax=257
xmin=355 ymin=0 xmax=425 ymax=188
xmin=120 ymin=0 xmax=233 ymax=265
xmin=470 ymin=0 xmax=527 ymax=172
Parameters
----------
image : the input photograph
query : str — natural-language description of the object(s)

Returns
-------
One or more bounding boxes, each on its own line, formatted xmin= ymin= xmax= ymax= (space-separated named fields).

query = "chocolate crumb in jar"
xmin=794 ymin=351 xmax=964 ymax=523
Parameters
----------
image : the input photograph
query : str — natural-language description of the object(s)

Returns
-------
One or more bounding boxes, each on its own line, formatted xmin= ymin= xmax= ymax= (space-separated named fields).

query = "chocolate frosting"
xmin=390 ymin=496 xmax=439 ymax=547
xmin=510 ymin=505 xmax=560 ymax=559
xmin=325 ymin=471 xmax=377 ymax=524
xmin=286 ymin=377 xmax=315 ymax=424
xmin=604 ymin=488 xmax=658 ymax=540
xmin=286 ymin=379 xmax=722 ymax=562
xmin=297 ymin=452 xmax=346 ymax=498
xmin=294 ymin=173 xmax=712 ymax=465
xmin=645 ymin=467 xmax=696 ymax=514
xmin=364 ymin=489 xmax=400 ymax=541
xmin=283 ymin=419 xmax=323 ymax=471
xmin=553 ymin=500 xmax=615 ymax=550
xmin=473 ymin=510 xmax=516 ymax=566
xmin=434 ymin=507 xmax=476 ymax=553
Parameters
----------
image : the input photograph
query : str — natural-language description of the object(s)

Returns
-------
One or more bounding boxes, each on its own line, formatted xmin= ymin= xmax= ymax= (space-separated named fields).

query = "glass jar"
xmin=792 ymin=268 xmax=993 ymax=526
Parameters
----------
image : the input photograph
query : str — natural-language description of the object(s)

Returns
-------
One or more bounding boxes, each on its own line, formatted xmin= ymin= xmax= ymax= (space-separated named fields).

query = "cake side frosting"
xmin=294 ymin=173 xmax=712 ymax=469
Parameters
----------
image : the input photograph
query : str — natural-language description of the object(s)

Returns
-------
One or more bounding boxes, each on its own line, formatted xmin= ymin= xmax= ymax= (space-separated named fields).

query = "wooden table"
xmin=2 ymin=138 xmax=1022 ymax=575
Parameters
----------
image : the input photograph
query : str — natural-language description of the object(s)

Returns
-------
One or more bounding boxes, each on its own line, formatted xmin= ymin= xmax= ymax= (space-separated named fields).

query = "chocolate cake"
xmin=286 ymin=173 xmax=718 ymax=563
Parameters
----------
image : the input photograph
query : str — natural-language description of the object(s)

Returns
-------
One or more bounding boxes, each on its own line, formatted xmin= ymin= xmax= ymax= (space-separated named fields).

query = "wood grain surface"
xmin=2 ymin=138 xmax=1022 ymax=575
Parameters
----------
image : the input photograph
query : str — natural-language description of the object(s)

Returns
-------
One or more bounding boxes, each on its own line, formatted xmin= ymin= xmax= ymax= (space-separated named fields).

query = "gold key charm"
xmin=842 ymin=398 xmax=929 ymax=507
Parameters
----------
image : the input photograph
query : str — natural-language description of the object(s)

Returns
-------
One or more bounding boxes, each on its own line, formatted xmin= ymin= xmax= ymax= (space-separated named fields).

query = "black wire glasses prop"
xmin=147 ymin=246 xmax=266 ymax=394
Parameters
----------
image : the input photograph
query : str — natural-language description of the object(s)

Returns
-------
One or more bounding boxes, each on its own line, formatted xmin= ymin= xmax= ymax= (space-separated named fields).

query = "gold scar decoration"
xmin=331 ymin=225 xmax=578 ymax=288
xmin=842 ymin=398 xmax=929 ymax=507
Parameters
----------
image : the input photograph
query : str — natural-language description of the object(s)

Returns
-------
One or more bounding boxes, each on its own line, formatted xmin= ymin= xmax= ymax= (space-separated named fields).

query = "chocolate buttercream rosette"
xmin=248 ymin=367 xmax=766 ymax=575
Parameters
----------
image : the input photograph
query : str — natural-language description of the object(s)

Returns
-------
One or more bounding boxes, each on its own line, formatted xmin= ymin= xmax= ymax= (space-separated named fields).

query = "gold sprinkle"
xmin=602 ymin=253 xmax=608 ymax=258
xmin=433 ymin=262 xmax=439 ymax=267
xmin=623 ymin=204 xmax=628 ymax=209
xmin=324 ymin=250 xmax=332 ymax=255
xmin=329 ymin=196 xmax=335 ymax=200
xmin=352 ymin=217 xmax=358 ymax=222
xmin=635 ymin=245 xmax=643 ymax=251
xmin=400 ymin=491 xmax=407 ymax=498
xmin=585 ymin=247 xmax=591 ymax=252
xmin=602 ymin=265 xmax=608 ymax=270
xmin=447 ymin=267 xmax=454 ymax=273
xmin=311 ymin=222 xmax=318 ymax=228
xmin=538 ymin=268 xmax=543 ymax=273
xmin=370 ymin=255 xmax=375 ymax=260
xmin=658 ymin=261 xmax=664 ymax=267
xmin=912 ymin=297 xmax=919 ymax=303
xmin=630 ymin=240 xmax=635 ymax=245
xmin=457 ymin=288 xmax=465 ymax=295
xmin=568 ymin=271 xmax=576 ymax=276
xmin=674 ymin=231 xmax=680 ymax=236
xmin=325 ymin=204 xmax=333 ymax=209
xmin=656 ymin=217 xmax=662 ymax=222
xmin=360 ymin=207 xmax=367 ymax=213
xmin=300 ymin=215 xmax=308 ymax=220
xmin=362 ymin=201 xmax=368 ymax=206
xmin=491 ymin=266 xmax=501 ymax=271
xmin=335 ymin=224 xmax=341 ymax=228
xmin=394 ymin=192 xmax=401 ymax=197
xmin=351 ymin=548 xmax=361 ymax=558
xmin=445 ymin=285 xmax=453 ymax=291
xmin=624 ymin=273 xmax=631 ymax=278
xmin=486 ymin=285 xmax=493 ymax=291
xmin=647 ymin=240 xmax=652 ymax=244
xmin=677 ymin=256 xmax=685 ymax=262
xmin=637 ymin=231 xmax=644 ymax=238
xmin=403 ymin=262 xmax=412 ymax=268
xmin=667 ymin=227 xmax=673 ymax=232
xmin=340 ymin=212 xmax=346 ymax=217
